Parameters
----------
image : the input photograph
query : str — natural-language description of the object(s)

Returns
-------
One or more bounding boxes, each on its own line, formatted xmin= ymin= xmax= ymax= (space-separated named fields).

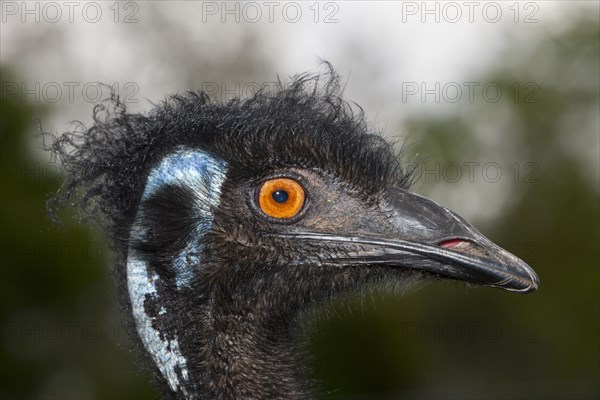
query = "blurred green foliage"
xmin=1 ymin=14 xmax=598 ymax=400
xmin=0 ymin=70 xmax=157 ymax=399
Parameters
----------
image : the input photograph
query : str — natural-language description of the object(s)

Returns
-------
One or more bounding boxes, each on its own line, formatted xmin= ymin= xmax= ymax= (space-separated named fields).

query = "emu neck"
xmin=181 ymin=265 xmax=396 ymax=399
xmin=199 ymin=303 xmax=312 ymax=400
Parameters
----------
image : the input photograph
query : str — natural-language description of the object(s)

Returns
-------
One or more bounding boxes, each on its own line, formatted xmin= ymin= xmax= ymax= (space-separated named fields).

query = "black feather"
xmin=47 ymin=63 xmax=413 ymax=242
xmin=44 ymin=63 xmax=422 ymax=400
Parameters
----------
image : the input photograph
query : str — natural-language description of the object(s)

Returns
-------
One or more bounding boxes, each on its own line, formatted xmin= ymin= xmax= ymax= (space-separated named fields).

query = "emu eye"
xmin=258 ymin=178 xmax=305 ymax=219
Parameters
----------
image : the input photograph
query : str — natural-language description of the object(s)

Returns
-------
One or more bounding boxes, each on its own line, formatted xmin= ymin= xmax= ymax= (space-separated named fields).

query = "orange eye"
xmin=258 ymin=178 xmax=305 ymax=219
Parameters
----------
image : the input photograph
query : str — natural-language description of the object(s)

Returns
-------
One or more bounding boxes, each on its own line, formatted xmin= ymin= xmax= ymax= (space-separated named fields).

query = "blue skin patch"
xmin=141 ymin=148 xmax=228 ymax=287
xmin=126 ymin=147 xmax=228 ymax=395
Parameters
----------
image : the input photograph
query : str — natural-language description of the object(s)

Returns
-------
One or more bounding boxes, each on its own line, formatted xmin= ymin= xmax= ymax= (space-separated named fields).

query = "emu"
xmin=49 ymin=67 xmax=539 ymax=400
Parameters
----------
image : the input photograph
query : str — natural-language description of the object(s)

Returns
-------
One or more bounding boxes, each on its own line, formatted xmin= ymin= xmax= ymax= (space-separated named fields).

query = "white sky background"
xmin=4 ymin=1 xmax=593 ymax=122
xmin=1 ymin=0 xmax=598 ymax=223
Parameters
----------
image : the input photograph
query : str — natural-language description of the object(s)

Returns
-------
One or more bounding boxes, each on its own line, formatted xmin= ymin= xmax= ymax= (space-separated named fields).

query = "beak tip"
xmin=502 ymin=265 xmax=540 ymax=294
xmin=520 ymin=281 xmax=539 ymax=294
xmin=526 ymin=271 xmax=541 ymax=293
xmin=520 ymin=260 xmax=541 ymax=293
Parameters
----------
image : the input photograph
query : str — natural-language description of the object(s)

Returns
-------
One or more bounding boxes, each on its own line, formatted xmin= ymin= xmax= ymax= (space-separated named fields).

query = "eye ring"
xmin=258 ymin=178 xmax=306 ymax=220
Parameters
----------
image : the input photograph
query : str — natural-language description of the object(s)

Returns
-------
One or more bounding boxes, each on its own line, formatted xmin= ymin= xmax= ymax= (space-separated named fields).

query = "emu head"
xmin=49 ymin=68 xmax=539 ymax=399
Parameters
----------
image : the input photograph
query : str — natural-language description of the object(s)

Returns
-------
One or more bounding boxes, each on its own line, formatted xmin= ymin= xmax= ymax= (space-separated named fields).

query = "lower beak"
xmin=282 ymin=189 xmax=539 ymax=293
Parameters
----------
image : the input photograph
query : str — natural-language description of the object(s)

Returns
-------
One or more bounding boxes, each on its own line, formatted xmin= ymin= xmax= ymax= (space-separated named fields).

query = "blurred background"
xmin=1 ymin=1 xmax=598 ymax=399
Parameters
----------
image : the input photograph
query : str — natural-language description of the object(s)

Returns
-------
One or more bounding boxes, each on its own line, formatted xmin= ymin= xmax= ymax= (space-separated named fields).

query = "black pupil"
xmin=272 ymin=190 xmax=289 ymax=203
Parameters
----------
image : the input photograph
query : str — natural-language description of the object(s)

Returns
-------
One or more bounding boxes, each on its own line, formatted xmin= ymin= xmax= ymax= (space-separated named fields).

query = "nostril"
xmin=437 ymin=239 xmax=491 ymax=260
xmin=438 ymin=239 xmax=466 ymax=249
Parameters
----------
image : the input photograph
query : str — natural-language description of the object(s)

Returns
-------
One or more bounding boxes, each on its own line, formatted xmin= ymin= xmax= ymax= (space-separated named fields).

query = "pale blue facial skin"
xmin=140 ymin=148 xmax=229 ymax=288
xmin=126 ymin=147 xmax=228 ymax=396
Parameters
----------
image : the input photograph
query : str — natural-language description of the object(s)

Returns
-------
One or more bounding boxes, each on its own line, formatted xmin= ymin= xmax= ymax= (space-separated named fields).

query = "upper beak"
xmin=282 ymin=189 xmax=540 ymax=293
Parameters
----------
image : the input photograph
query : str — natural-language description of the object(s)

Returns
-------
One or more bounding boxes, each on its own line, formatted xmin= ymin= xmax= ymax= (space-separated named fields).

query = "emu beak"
xmin=379 ymin=188 xmax=540 ymax=293
xmin=285 ymin=189 xmax=539 ymax=293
